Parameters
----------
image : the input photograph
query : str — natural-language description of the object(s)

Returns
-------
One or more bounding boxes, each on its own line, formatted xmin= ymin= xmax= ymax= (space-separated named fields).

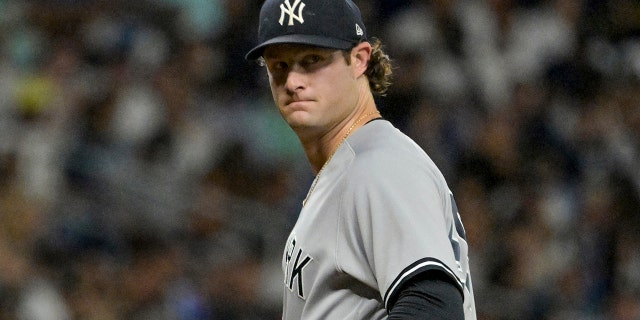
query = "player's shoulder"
xmin=348 ymin=120 xmax=416 ymax=158
xmin=345 ymin=120 xmax=445 ymax=184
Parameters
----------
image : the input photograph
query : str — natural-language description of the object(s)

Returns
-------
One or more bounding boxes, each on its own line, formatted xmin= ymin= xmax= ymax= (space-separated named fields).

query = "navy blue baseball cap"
xmin=245 ymin=0 xmax=367 ymax=60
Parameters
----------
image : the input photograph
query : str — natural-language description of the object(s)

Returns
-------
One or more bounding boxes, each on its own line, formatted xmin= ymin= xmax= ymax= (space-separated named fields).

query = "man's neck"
xmin=302 ymin=109 xmax=380 ymax=174
xmin=297 ymin=84 xmax=378 ymax=174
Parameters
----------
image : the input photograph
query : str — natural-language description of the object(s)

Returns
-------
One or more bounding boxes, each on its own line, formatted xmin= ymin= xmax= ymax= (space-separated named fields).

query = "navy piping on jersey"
xmin=384 ymin=257 xmax=464 ymax=311
xmin=365 ymin=117 xmax=384 ymax=125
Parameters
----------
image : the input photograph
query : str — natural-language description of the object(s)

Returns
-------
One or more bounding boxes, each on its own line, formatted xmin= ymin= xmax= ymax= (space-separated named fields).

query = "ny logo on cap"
xmin=279 ymin=0 xmax=305 ymax=26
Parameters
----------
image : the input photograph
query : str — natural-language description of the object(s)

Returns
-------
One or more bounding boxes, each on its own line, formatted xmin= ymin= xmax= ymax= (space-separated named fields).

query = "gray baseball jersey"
xmin=282 ymin=119 xmax=476 ymax=319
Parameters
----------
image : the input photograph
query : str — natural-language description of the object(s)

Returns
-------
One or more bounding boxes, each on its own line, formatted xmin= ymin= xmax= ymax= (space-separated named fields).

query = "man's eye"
xmin=302 ymin=55 xmax=321 ymax=66
xmin=270 ymin=61 xmax=288 ymax=71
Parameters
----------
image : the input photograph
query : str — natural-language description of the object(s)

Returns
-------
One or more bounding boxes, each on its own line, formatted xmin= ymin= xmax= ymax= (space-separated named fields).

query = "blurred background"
xmin=0 ymin=0 xmax=639 ymax=319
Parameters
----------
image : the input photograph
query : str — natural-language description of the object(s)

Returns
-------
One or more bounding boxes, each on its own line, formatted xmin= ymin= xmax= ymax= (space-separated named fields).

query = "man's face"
xmin=262 ymin=44 xmax=360 ymax=139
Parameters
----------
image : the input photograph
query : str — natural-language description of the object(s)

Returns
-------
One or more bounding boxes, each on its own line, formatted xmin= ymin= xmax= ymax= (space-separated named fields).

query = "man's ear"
xmin=351 ymin=42 xmax=372 ymax=77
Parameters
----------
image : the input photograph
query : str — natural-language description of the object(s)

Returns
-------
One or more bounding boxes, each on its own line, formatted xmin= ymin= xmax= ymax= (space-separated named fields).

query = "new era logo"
xmin=279 ymin=0 xmax=305 ymax=26
xmin=356 ymin=23 xmax=363 ymax=36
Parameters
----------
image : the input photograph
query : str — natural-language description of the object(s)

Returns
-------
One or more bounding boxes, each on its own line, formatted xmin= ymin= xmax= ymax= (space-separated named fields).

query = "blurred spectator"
xmin=0 ymin=0 xmax=638 ymax=319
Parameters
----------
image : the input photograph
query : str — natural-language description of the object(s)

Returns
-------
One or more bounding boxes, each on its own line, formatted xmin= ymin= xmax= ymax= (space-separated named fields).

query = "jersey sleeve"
xmin=336 ymin=146 xmax=467 ymax=311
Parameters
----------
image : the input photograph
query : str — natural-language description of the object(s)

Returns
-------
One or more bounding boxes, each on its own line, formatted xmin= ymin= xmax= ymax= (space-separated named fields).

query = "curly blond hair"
xmin=364 ymin=38 xmax=393 ymax=96
xmin=343 ymin=38 xmax=393 ymax=96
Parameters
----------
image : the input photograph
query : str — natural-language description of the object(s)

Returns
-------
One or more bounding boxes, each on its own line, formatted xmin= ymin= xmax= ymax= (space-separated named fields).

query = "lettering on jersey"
xmin=284 ymin=236 xmax=313 ymax=299
xmin=449 ymin=193 xmax=472 ymax=293
xmin=450 ymin=194 xmax=467 ymax=241
xmin=279 ymin=0 xmax=305 ymax=26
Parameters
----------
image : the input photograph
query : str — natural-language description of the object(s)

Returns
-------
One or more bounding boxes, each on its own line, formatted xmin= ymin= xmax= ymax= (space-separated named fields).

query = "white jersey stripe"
xmin=384 ymin=258 xmax=463 ymax=310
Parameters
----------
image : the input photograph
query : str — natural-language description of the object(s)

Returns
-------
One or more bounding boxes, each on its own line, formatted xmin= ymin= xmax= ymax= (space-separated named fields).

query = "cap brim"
xmin=245 ymin=34 xmax=355 ymax=60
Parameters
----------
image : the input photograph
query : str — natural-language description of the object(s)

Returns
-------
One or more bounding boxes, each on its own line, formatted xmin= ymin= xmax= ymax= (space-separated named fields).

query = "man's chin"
xmin=286 ymin=119 xmax=321 ymax=138
xmin=283 ymin=110 xmax=311 ymax=127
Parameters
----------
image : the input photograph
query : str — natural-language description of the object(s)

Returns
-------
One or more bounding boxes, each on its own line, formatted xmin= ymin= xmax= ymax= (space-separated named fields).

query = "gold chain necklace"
xmin=302 ymin=110 xmax=381 ymax=206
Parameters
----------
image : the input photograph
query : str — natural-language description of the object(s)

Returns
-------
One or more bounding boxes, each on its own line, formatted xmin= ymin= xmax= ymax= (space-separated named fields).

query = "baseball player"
xmin=246 ymin=0 xmax=477 ymax=318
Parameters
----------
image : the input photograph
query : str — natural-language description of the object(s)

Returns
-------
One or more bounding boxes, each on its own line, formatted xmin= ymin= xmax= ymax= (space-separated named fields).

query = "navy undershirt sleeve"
xmin=387 ymin=270 xmax=464 ymax=320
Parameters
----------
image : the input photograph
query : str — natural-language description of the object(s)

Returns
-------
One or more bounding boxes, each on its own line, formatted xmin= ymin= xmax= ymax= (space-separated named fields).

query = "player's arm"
xmin=387 ymin=270 xmax=464 ymax=320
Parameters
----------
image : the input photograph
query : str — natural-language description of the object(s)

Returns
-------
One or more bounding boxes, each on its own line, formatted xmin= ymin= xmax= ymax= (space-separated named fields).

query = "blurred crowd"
xmin=0 ymin=0 xmax=638 ymax=319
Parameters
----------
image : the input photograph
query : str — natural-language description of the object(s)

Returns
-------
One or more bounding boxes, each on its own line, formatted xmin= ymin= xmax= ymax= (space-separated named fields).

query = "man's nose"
xmin=284 ymin=66 xmax=305 ymax=93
